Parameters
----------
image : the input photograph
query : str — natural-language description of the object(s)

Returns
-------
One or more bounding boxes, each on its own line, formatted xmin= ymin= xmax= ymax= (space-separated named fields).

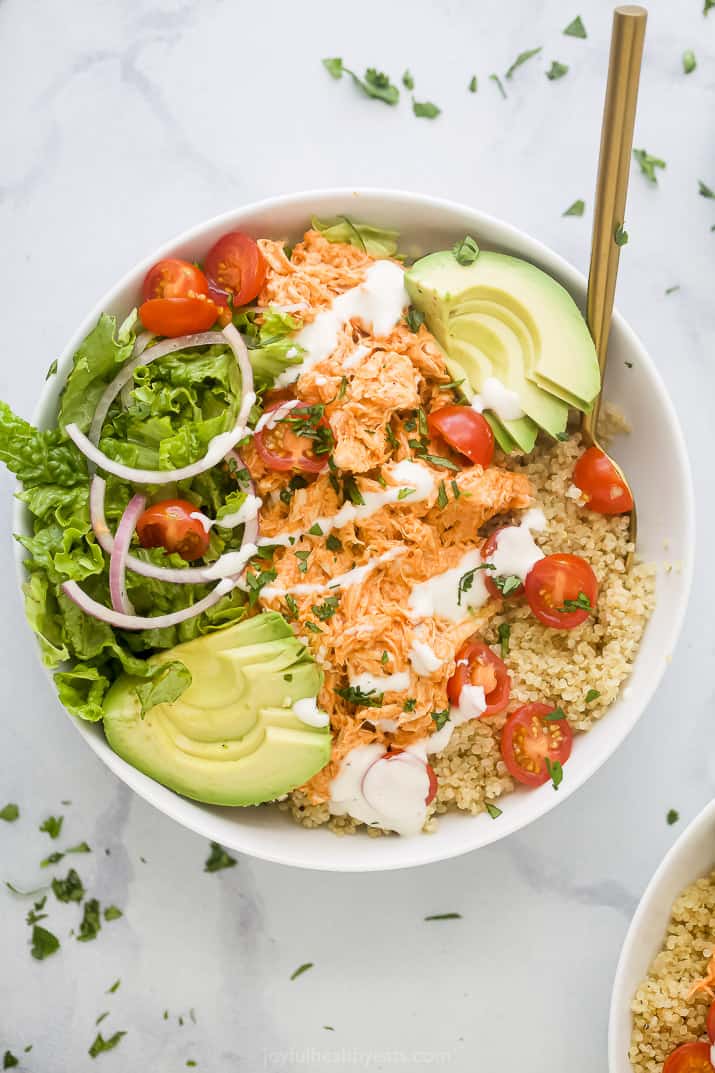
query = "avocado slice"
xmin=102 ymin=612 xmax=330 ymax=806
xmin=405 ymin=248 xmax=600 ymax=418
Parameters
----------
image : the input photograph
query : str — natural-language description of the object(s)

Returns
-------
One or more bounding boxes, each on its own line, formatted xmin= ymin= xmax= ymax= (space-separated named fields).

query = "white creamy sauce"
xmin=203 ymin=543 xmax=258 ymax=580
xmin=418 ymin=685 xmax=488 ymax=755
xmin=408 ymin=638 xmax=443 ymax=676
xmin=190 ymin=495 xmax=262 ymax=533
xmin=254 ymin=398 xmax=300 ymax=432
xmin=408 ymin=549 xmax=489 ymax=622
xmin=471 ymin=376 xmax=525 ymax=422
xmin=189 ymin=511 xmax=213 ymax=534
xmin=292 ymin=696 xmax=330 ymax=728
xmin=275 ymin=261 xmax=408 ymax=387
xmin=485 ymin=508 xmax=546 ymax=581
xmin=258 ymin=460 xmax=435 ymax=548
xmin=329 ymin=743 xmax=430 ymax=836
xmin=348 ymin=670 xmax=410 ymax=695
xmin=261 ymin=547 xmax=405 ymax=599
xmin=342 ymin=343 xmax=370 ymax=370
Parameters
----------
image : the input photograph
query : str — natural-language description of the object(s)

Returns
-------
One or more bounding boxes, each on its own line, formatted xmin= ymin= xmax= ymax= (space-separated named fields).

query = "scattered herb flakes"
xmin=0 ymin=803 xmax=19 ymax=822
xmin=485 ymin=802 xmax=503 ymax=820
xmin=39 ymin=815 xmax=63 ymax=839
xmin=492 ymin=574 xmax=522 ymax=597
xmin=77 ymin=898 xmax=102 ymax=942
xmin=546 ymin=60 xmax=569 ymax=80
xmin=51 ymin=868 xmax=85 ymax=903
xmin=625 ymin=360 xmax=633 ymax=369
xmin=545 ymin=757 xmax=564 ymax=790
xmin=698 ymin=180 xmax=714 ymax=199
xmin=633 ymin=148 xmax=666 ymax=184
xmin=614 ymin=223 xmax=629 ymax=247
xmin=323 ymin=1026 xmax=335 ymax=1032
xmin=294 ymin=549 xmax=311 ymax=575
xmin=308 ymin=523 xmax=323 ymax=537
xmin=336 ymin=685 xmax=383 ymax=708
xmin=505 ymin=46 xmax=542 ymax=79
xmin=412 ymin=98 xmax=441 ymax=119
xmin=405 ymin=306 xmax=425 ymax=332
xmin=437 ymin=481 xmax=449 ymax=509
xmin=397 ymin=486 xmax=416 ymax=500
xmin=705 ymin=0 xmax=714 ymax=14
xmin=31 ymin=924 xmax=60 ymax=960
xmin=204 ymin=842 xmax=237 ymax=873
xmin=3 ymin=1054 xmax=19 ymax=1070
xmin=667 ymin=808 xmax=680 ymax=825
xmin=45 ymin=359 xmax=58 ymax=380
xmin=95 ymin=1012 xmax=110 ymax=1027
xmin=469 ymin=75 xmax=478 ymax=92
xmin=88 ymin=1031 xmax=126 ymax=1059
xmin=421 ymin=453 xmax=460 ymax=471
xmin=545 ymin=707 xmax=567 ymax=721
xmin=343 ymin=474 xmax=365 ymax=506
xmin=402 ymin=69 xmax=415 ymax=90
xmin=5 ymin=881 xmax=48 ymax=897
xmin=559 ymin=591 xmax=592 ymax=613
xmin=40 ymin=851 xmax=64 ymax=868
xmin=457 ymin=567 xmax=477 ymax=606
xmin=665 ymin=285 xmax=680 ymax=295
xmin=452 ymin=235 xmax=480 ymax=266
xmin=682 ymin=49 xmax=697 ymax=74
xmin=324 ymin=59 xmax=400 ymax=105
xmin=290 ymin=962 xmax=314 ymax=980
xmin=497 ymin=622 xmax=511 ymax=658
xmin=322 ymin=57 xmax=343 ymax=79
xmin=25 ymin=905 xmax=47 ymax=926
xmin=245 ymin=566 xmax=277 ymax=606
xmin=186 ymin=1062 xmax=197 ymax=1068
xmin=563 ymin=15 xmax=587 ymax=38
xmin=106 ymin=979 xmax=121 ymax=994
xmin=403 ymin=698 xmax=417 ymax=713
xmin=381 ymin=650 xmax=389 ymax=665
xmin=563 ymin=199 xmax=585 ymax=218
xmin=489 ymin=73 xmax=507 ymax=99
xmin=432 ymin=709 xmax=450 ymax=731
xmin=585 ymin=688 xmax=600 ymax=704
xmin=450 ymin=479 xmax=461 ymax=499
xmin=556 ymin=431 xmax=570 ymax=441
xmin=312 ymin=595 xmax=340 ymax=621
xmin=104 ymin=906 xmax=123 ymax=922
xmin=424 ymin=912 xmax=462 ymax=921
xmin=304 ymin=621 xmax=323 ymax=634
xmin=284 ymin=594 xmax=299 ymax=621
xmin=325 ymin=534 xmax=342 ymax=552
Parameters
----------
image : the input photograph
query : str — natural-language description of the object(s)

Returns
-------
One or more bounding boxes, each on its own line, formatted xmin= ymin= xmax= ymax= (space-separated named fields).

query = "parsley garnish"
xmin=633 ymin=148 xmax=666 ymax=184
xmin=489 ymin=73 xmax=507 ymax=98
xmin=26 ymin=904 xmax=47 ymax=926
xmin=492 ymin=574 xmax=522 ymax=597
xmin=342 ymin=475 xmax=365 ymax=506
xmin=326 ymin=534 xmax=342 ymax=552
xmin=545 ymin=757 xmax=564 ymax=790
xmin=457 ymin=568 xmax=477 ymax=606
xmin=88 ymin=1031 xmax=126 ymax=1059
xmin=0 ymin=803 xmax=19 ymax=822
xmin=452 ymin=235 xmax=479 ymax=265
xmin=485 ymin=802 xmax=503 ymax=820
xmin=698 ymin=180 xmax=714 ymax=199
xmin=280 ymin=474 xmax=308 ymax=506
xmin=403 ymin=698 xmax=417 ymax=712
xmin=337 ymin=375 xmax=348 ymax=399
xmin=497 ymin=622 xmax=511 ymax=658
xmin=614 ymin=223 xmax=629 ymax=246
xmin=682 ymin=50 xmax=696 ymax=74
xmin=284 ymin=594 xmax=299 ymax=621
xmin=385 ymin=423 xmax=399 ymax=450
xmin=420 ymin=453 xmax=460 ymax=471
xmin=397 ymin=487 xmax=416 ymax=500
xmin=295 ymin=550 xmax=311 ymax=574
xmin=585 ymin=688 xmax=600 ymax=704
xmin=563 ymin=15 xmax=587 ymax=38
xmin=450 ymin=479 xmax=461 ymax=499
xmin=322 ymin=57 xmax=343 ymax=78
xmin=312 ymin=595 xmax=340 ymax=621
xmin=304 ymin=621 xmax=323 ymax=634
xmin=424 ymin=912 xmax=462 ymax=921
xmin=665 ymin=285 xmax=680 ymax=295
xmin=40 ymin=851 xmax=64 ymax=868
xmin=290 ymin=962 xmax=314 ymax=980
xmin=244 ymin=566 xmax=277 ymax=606
xmin=545 ymin=707 xmax=566 ymax=721
xmin=322 ymin=59 xmax=400 ymax=105
xmin=437 ymin=481 xmax=448 ymax=509
xmin=106 ymin=979 xmax=121 ymax=994
xmin=706 ymin=0 xmax=714 ymax=14
xmin=204 ymin=842 xmax=237 ymax=873
xmin=546 ymin=60 xmax=569 ymax=80
xmin=66 ymin=841 xmax=90 ymax=854
xmin=505 ymin=47 xmax=542 ymax=79
xmin=308 ymin=523 xmax=323 ymax=536
xmin=402 ymin=69 xmax=414 ymax=90
xmin=45 ymin=359 xmax=58 ymax=381
xmin=104 ymin=906 xmax=122 ymax=922
xmin=336 ymin=685 xmax=383 ymax=708
xmin=667 ymin=808 xmax=680 ymax=825
xmin=77 ymin=898 xmax=101 ymax=942
xmin=413 ymin=98 xmax=441 ymax=119
xmin=31 ymin=924 xmax=60 ymax=960
xmin=381 ymin=651 xmax=389 ymax=665
xmin=563 ymin=199 xmax=585 ymax=217
xmin=432 ymin=709 xmax=450 ymax=731
xmin=51 ymin=868 xmax=84 ymax=903
xmin=469 ymin=75 xmax=478 ymax=92
xmin=95 ymin=1013 xmax=109 ymax=1026
xmin=405 ymin=306 xmax=425 ymax=332
xmin=559 ymin=591 xmax=592 ymax=613
xmin=3 ymin=1052 xmax=19 ymax=1069
xmin=39 ymin=815 xmax=63 ymax=839
xmin=286 ymin=404 xmax=333 ymax=456
xmin=417 ymin=407 xmax=429 ymax=437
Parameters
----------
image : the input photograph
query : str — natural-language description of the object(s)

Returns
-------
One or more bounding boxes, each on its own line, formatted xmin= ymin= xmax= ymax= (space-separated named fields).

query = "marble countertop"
xmin=0 ymin=0 xmax=713 ymax=1068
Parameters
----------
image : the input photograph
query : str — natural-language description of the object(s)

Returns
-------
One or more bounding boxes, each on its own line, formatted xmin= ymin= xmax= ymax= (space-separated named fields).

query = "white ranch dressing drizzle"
xmin=413 ymin=685 xmax=488 ymax=756
xmin=329 ymin=743 xmax=430 ymax=836
xmin=257 ymin=460 xmax=435 ymax=548
xmin=348 ymin=670 xmax=410 ymax=694
xmin=408 ymin=549 xmax=489 ymax=622
xmin=471 ymin=376 xmax=525 ymax=422
xmin=274 ymin=261 xmax=408 ymax=388
xmin=261 ymin=547 xmax=405 ymax=599
xmin=202 ymin=543 xmax=258 ymax=580
xmin=292 ymin=696 xmax=329 ymax=728
xmin=485 ymin=507 xmax=546 ymax=581
xmin=190 ymin=494 xmax=263 ymax=534
xmin=408 ymin=639 xmax=443 ymax=676
xmin=254 ymin=398 xmax=300 ymax=432
xmin=342 ymin=343 xmax=370 ymax=370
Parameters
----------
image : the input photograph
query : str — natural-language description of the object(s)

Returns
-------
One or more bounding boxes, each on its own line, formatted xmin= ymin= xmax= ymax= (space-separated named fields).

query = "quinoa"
xmin=279 ymin=421 xmax=655 ymax=834
xmin=630 ymin=872 xmax=715 ymax=1072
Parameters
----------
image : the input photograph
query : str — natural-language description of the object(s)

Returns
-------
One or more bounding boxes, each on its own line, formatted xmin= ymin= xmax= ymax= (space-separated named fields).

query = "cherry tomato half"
xmin=707 ymin=1000 xmax=715 ymax=1045
xmin=447 ymin=640 xmax=511 ymax=716
xmin=138 ymin=296 xmax=220 ymax=338
xmin=383 ymin=750 xmax=438 ymax=805
xmin=253 ymin=402 xmax=330 ymax=474
xmin=573 ymin=446 xmax=634 ymax=515
xmin=427 ymin=406 xmax=494 ymax=468
xmin=136 ymin=499 xmax=210 ymax=562
xmin=662 ymin=1042 xmax=714 ymax=1073
xmin=141 ymin=258 xmax=209 ymax=302
xmin=501 ymin=702 xmax=573 ymax=788
xmin=204 ymin=231 xmax=267 ymax=308
xmin=481 ymin=527 xmax=525 ymax=600
xmin=524 ymin=553 xmax=598 ymax=630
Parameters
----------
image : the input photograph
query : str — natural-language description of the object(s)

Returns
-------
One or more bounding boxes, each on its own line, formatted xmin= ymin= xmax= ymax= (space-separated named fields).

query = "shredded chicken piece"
xmin=687 ymin=951 xmax=715 ymax=1000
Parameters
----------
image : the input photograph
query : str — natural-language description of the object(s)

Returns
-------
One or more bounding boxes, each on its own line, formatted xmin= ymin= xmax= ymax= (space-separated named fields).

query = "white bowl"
xmin=16 ymin=188 xmax=695 ymax=872
xmin=609 ymin=799 xmax=715 ymax=1072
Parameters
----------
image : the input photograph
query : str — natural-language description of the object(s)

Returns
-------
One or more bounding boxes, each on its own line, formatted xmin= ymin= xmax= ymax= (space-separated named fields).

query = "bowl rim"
xmin=13 ymin=186 xmax=696 ymax=871
xmin=608 ymin=797 xmax=715 ymax=1071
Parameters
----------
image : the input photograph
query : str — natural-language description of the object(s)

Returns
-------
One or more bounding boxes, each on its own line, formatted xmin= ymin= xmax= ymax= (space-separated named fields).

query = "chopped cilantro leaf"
xmin=545 ymin=707 xmax=566 ymax=721
xmin=563 ymin=15 xmax=587 ymax=38
xmin=326 ymin=534 xmax=342 ymax=552
xmin=451 ymin=479 xmax=461 ymax=499
xmin=452 ymin=235 xmax=479 ymax=265
xmin=421 ymin=453 xmax=460 ymax=471
xmin=546 ymin=60 xmax=569 ymax=80
xmin=432 ymin=709 xmax=450 ymax=731
xmin=104 ymin=906 xmax=123 ymax=922
xmin=40 ymin=851 xmax=64 ymax=868
xmin=284 ymin=594 xmax=299 ymax=621
xmin=397 ymin=487 xmax=416 ymax=500
xmin=304 ymin=621 xmax=323 ymax=634
xmin=322 ymin=57 xmax=343 ymax=79
xmin=3 ymin=1053 xmax=19 ymax=1069
xmin=424 ymin=912 xmax=462 ymax=921
xmin=244 ymin=566 xmax=277 ymax=606
xmin=665 ymin=285 xmax=680 ymax=295
xmin=88 ymin=1031 xmax=126 ymax=1059
xmin=204 ymin=842 xmax=237 ymax=873
xmin=402 ymin=69 xmax=414 ymax=90
xmin=0 ymin=803 xmax=19 ymax=822
xmin=437 ymin=481 xmax=448 ymax=509
xmin=559 ymin=591 xmax=592 ymax=613
xmin=343 ymin=475 xmax=365 ymax=506
xmin=545 ymin=757 xmax=564 ymax=790
xmin=405 ymin=306 xmax=425 ymax=332
xmin=51 ymin=868 xmax=84 ymax=903
xmin=336 ymin=685 xmax=383 ymax=708
xmin=381 ymin=651 xmax=389 ymax=665
xmin=585 ymin=688 xmax=600 ymax=704
xmin=45 ymin=359 xmax=58 ymax=381
xmin=667 ymin=809 xmax=680 ymax=825
xmin=308 ymin=523 xmax=323 ymax=536
xmin=497 ymin=622 xmax=511 ymax=658
xmin=505 ymin=47 xmax=542 ymax=79
xmin=682 ymin=50 xmax=696 ymax=74
xmin=614 ymin=223 xmax=629 ymax=246
xmin=469 ymin=75 xmax=478 ymax=92
xmin=412 ymin=98 xmax=441 ymax=119
xmin=31 ymin=924 xmax=60 ymax=960
xmin=633 ymin=148 xmax=666 ymax=184
xmin=698 ymin=180 xmax=714 ymax=199
xmin=489 ymin=73 xmax=507 ymax=98
xmin=77 ymin=898 xmax=101 ymax=942
xmin=485 ymin=802 xmax=502 ymax=819
xmin=325 ymin=61 xmax=400 ymax=104
xmin=290 ymin=962 xmax=314 ymax=980
xmin=106 ymin=979 xmax=121 ymax=994
xmin=492 ymin=574 xmax=522 ymax=597
xmin=39 ymin=815 xmax=63 ymax=839
xmin=563 ymin=199 xmax=585 ymax=217
xmin=312 ymin=595 xmax=340 ymax=621
xmin=403 ymin=698 xmax=417 ymax=712
xmin=95 ymin=1012 xmax=109 ymax=1026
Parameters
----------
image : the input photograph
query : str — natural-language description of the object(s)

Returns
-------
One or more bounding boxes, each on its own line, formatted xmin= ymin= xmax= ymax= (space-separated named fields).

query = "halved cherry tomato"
xmin=427 ymin=406 xmax=494 ymax=468
xmin=662 ymin=1042 xmax=714 ymax=1073
xmin=481 ymin=527 xmax=525 ymax=600
xmin=501 ymin=702 xmax=573 ymax=788
xmin=138 ymin=296 xmax=220 ymax=338
xmin=524 ymin=553 xmax=598 ymax=629
xmin=136 ymin=499 xmax=210 ymax=562
xmin=141 ymin=258 xmax=209 ymax=302
xmin=707 ymin=1000 xmax=715 ymax=1044
xmin=383 ymin=749 xmax=438 ymax=805
xmin=573 ymin=446 xmax=634 ymax=515
xmin=204 ymin=231 xmax=267 ymax=307
xmin=253 ymin=401 xmax=330 ymax=474
xmin=447 ymin=640 xmax=511 ymax=716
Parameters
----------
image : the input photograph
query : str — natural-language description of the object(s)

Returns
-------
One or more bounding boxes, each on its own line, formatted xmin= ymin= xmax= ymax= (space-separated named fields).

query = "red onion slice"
xmin=61 ymin=577 xmax=236 ymax=631
xmin=108 ymin=493 xmax=146 ymax=613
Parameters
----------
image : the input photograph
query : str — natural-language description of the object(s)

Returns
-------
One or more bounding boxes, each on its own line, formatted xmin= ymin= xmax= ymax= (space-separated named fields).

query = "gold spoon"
xmin=582 ymin=4 xmax=647 ymax=556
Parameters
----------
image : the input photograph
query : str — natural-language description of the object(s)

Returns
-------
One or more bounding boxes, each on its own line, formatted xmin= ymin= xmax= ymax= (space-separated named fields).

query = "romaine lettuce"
xmin=310 ymin=215 xmax=399 ymax=258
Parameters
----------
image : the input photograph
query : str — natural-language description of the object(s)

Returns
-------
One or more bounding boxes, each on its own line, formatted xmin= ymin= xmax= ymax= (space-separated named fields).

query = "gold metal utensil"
xmin=583 ymin=4 xmax=646 ymax=553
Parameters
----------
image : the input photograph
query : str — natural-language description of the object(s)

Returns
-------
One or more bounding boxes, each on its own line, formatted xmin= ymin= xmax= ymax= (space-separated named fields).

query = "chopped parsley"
xmin=546 ymin=60 xmax=569 ymax=80
xmin=30 ymin=924 xmax=60 ymax=960
xmin=412 ymin=98 xmax=441 ymax=119
xmin=403 ymin=698 xmax=417 ymax=713
xmin=667 ymin=809 xmax=680 ymax=825
xmin=437 ymin=481 xmax=449 ymax=509
xmin=0 ymin=803 xmax=19 ymax=822
xmin=698 ymin=180 xmax=714 ymax=199
xmin=104 ymin=906 xmax=123 ymax=922
xmin=95 ymin=1012 xmax=109 ymax=1027
xmin=285 ymin=404 xmax=333 ymax=456
xmin=294 ymin=550 xmax=311 ymax=574
xmin=39 ymin=815 xmax=63 ymax=839
xmin=485 ymin=802 xmax=503 ymax=820
xmin=420 ymin=453 xmax=460 ymax=471
xmin=51 ymin=868 xmax=84 ymax=903
xmin=304 ymin=621 xmax=323 ymax=634
xmin=497 ymin=622 xmax=511 ymax=658
xmin=559 ymin=591 xmax=592 ymax=613
xmin=563 ymin=199 xmax=585 ymax=217
xmin=66 ymin=841 xmax=91 ymax=854
xmin=545 ymin=707 xmax=566 ymax=721
xmin=284 ymin=594 xmax=299 ymax=621
xmin=385 ymin=423 xmax=399 ymax=450
xmin=106 ymin=979 xmax=121 ymax=994
xmin=290 ymin=962 xmax=314 ymax=980
xmin=665 ymin=285 xmax=680 ymax=295
xmin=614 ymin=223 xmax=629 ymax=247
xmin=308 ymin=523 xmax=323 ymax=536
xmin=244 ymin=566 xmax=277 ymax=606
xmin=402 ymin=69 xmax=414 ymax=90
xmin=545 ymin=757 xmax=564 ymax=790
xmin=322 ymin=57 xmax=343 ymax=78
xmin=457 ymin=568 xmax=477 ymax=606
xmin=3 ymin=1053 xmax=19 ymax=1069
xmin=336 ymin=685 xmax=383 ymax=708
xmin=326 ymin=534 xmax=342 ymax=552
xmin=424 ymin=912 xmax=462 ymax=921
xmin=322 ymin=59 xmax=400 ymax=105
xmin=563 ymin=15 xmax=587 ymax=38
xmin=40 ymin=852 xmax=64 ymax=868
xmin=489 ymin=73 xmax=507 ymax=98
xmin=452 ymin=235 xmax=479 ymax=266
xmin=417 ymin=407 xmax=429 ymax=437
xmin=337 ymin=375 xmax=348 ymax=399
xmin=312 ymin=595 xmax=340 ymax=621
xmin=450 ymin=479 xmax=461 ymax=499
xmin=204 ymin=842 xmax=237 ymax=873
xmin=45 ymin=359 xmax=58 ymax=380
xmin=585 ymin=688 xmax=600 ymax=704
xmin=469 ymin=75 xmax=478 ymax=92
xmin=682 ymin=50 xmax=696 ymax=74
xmin=26 ymin=904 xmax=47 ymax=926
xmin=381 ymin=651 xmax=389 ymax=665
xmin=77 ymin=898 xmax=101 ymax=942
xmin=88 ymin=1031 xmax=126 ymax=1059
xmin=633 ymin=148 xmax=666 ymax=184
xmin=505 ymin=47 xmax=542 ymax=79
xmin=342 ymin=475 xmax=365 ymax=506
xmin=432 ymin=709 xmax=450 ymax=731
xmin=492 ymin=574 xmax=522 ymax=597
xmin=280 ymin=474 xmax=308 ymax=506
xmin=397 ymin=487 xmax=415 ymax=500
xmin=405 ymin=306 xmax=425 ymax=332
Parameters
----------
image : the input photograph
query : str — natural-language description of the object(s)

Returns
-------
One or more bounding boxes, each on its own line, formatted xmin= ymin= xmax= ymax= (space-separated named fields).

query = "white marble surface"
xmin=0 ymin=0 xmax=713 ymax=1069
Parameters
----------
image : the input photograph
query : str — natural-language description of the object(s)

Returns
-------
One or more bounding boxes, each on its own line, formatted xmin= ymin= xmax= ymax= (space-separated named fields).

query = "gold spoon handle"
xmin=583 ymin=4 xmax=647 ymax=443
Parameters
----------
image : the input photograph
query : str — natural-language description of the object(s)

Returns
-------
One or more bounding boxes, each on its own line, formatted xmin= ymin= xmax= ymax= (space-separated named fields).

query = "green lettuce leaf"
xmin=0 ymin=403 xmax=86 ymax=488
xmin=133 ymin=660 xmax=191 ymax=716
xmin=55 ymin=663 xmax=110 ymax=722
xmin=232 ymin=307 xmax=304 ymax=388
xmin=310 ymin=216 xmax=399 ymax=257
xmin=23 ymin=573 xmax=68 ymax=667
xmin=58 ymin=313 xmax=136 ymax=433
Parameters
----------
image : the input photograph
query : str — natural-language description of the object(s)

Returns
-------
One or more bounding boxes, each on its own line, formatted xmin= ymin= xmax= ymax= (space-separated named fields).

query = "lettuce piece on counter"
xmin=311 ymin=215 xmax=399 ymax=257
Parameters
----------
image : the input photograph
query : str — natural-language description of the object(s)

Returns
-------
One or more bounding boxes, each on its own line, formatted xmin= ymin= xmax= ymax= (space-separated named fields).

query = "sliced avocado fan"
xmin=102 ymin=612 xmax=330 ymax=806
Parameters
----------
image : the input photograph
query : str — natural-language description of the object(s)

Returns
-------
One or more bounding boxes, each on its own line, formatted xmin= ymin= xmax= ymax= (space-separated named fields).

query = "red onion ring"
xmin=61 ymin=577 xmax=236 ymax=631
xmin=108 ymin=493 xmax=146 ymax=613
